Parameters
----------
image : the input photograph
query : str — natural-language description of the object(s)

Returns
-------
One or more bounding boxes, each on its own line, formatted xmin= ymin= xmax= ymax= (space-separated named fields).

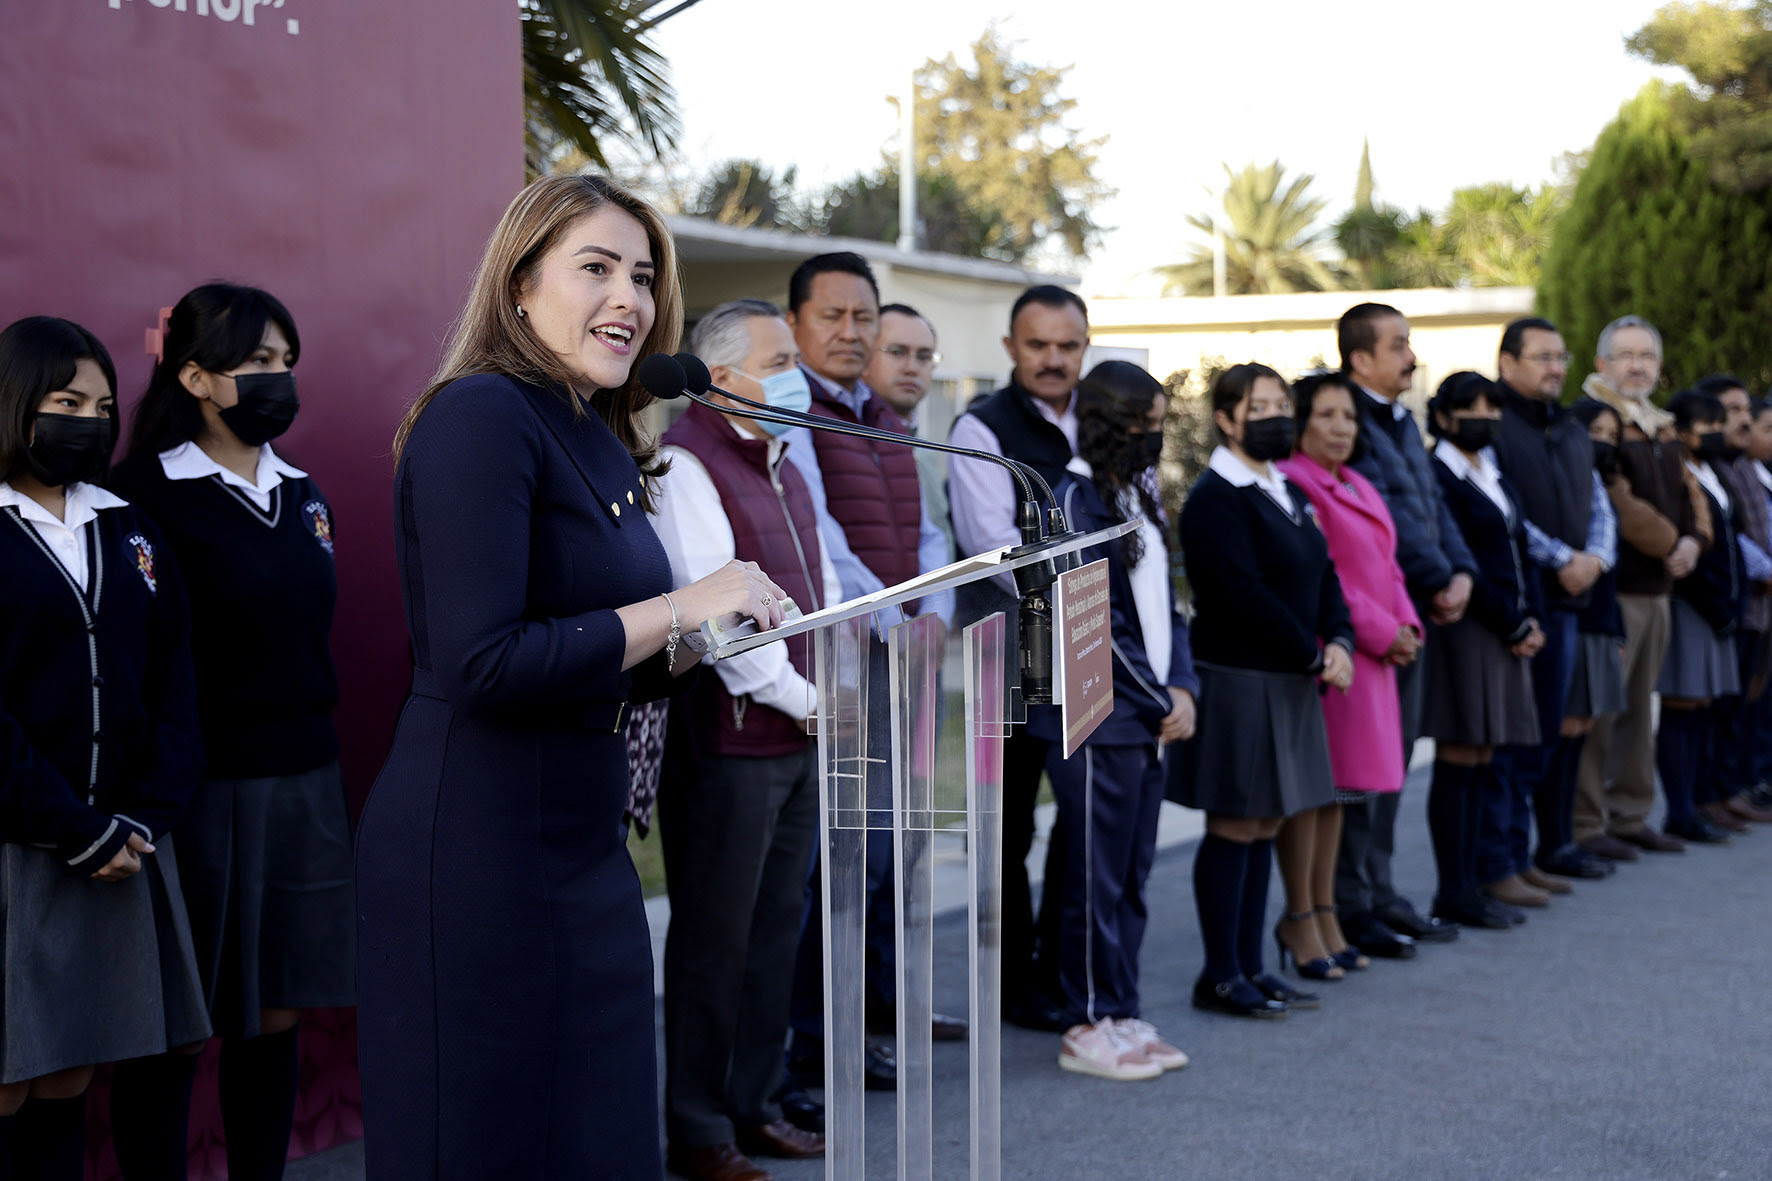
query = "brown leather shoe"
xmin=666 ymin=1142 xmax=771 ymax=1181
xmin=737 ymin=1120 xmax=826 ymax=1160
xmin=1482 ymin=874 xmax=1551 ymax=907
xmin=1521 ymin=866 xmax=1574 ymax=894
xmin=1617 ymin=827 xmax=1686 ymax=853
xmin=1580 ymin=833 xmax=1640 ymax=861
xmin=1701 ymin=802 xmax=1752 ymax=833
xmin=1725 ymin=793 xmax=1772 ymax=823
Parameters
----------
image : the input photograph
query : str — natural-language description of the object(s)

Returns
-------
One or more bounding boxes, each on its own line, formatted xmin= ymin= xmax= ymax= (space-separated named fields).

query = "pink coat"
xmin=1278 ymin=454 xmax=1422 ymax=793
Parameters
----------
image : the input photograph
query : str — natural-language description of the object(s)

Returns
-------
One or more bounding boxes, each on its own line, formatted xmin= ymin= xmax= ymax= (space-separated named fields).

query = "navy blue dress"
xmin=357 ymin=375 xmax=679 ymax=1180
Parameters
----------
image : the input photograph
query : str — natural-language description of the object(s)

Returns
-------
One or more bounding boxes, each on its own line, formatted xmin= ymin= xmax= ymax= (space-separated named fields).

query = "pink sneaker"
xmin=1057 ymin=1019 xmax=1163 ymax=1081
xmin=1116 ymin=1018 xmax=1189 ymax=1070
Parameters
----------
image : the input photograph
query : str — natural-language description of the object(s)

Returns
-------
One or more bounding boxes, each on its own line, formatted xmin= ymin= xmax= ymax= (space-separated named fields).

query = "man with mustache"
xmin=1337 ymin=302 xmax=1475 ymax=951
xmin=948 ymin=285 xmax=1090 ymax=1030
xmin=776 ymin=252 xmax=963 ymax=1125
xmin=1573 ymin=315 xmax=1710 ymax=858
xmin=1483 ymin=316 xmax=1614 ymax=901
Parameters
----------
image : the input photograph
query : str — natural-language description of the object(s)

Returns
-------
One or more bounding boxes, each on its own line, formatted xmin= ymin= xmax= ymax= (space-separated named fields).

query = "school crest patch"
xmin=127 ymin=532 xmax=157 ymax=593
xmin=303 ymin=500 xmax=334 ymax=555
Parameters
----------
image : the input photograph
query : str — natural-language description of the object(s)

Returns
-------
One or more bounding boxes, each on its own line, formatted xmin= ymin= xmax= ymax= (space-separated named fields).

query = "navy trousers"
xmin=1481 ymin=609 xmax=1579 ymax=882
xmin=1045 ymin=742 xmax=1165 ymax=1025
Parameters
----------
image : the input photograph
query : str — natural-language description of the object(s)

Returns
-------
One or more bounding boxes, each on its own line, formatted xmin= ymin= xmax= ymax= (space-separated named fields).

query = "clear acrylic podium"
xmin=707 ymin=522 xmax=1135 ymax=1180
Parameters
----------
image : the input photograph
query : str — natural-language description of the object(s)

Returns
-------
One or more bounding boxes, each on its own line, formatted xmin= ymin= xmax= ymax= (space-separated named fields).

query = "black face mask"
xmin=24 ymin=412 xmax=115 ymax=488
xmin=1449 ymin=416 xmax=1497 ymax=452
xmin=1141 ymin=430 xmax=1164 ymax=469
xmin=1592 ymin=440 xmax=1620 ymax=480
xmin=218 ymin=371 xmax=299 ymax=446
xmin=1696 ymin=430 xmax=1729 ymax=461
xmin=1242 ymin=416 xmax=1296 ymax=462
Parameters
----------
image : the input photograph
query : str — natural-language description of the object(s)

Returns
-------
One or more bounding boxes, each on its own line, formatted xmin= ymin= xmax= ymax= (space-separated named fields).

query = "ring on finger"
xmin=761 ymin=594 xmax=774 ymax=606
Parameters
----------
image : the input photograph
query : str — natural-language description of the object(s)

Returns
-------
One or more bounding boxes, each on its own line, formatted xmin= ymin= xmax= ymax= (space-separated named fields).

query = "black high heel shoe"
xmin=1315 ymin=904 xmax=1370 ymax=971
xmin=1274 ymin=912 xmax=1344 ymax=981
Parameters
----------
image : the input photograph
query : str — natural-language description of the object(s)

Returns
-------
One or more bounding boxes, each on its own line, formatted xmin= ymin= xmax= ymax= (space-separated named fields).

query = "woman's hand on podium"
xmin=679 ymin=560 xmax=788 ymax=634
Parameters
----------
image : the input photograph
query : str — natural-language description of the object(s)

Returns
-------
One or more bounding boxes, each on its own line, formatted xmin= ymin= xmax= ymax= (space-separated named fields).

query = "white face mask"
xmin=731 ymin=367 xmax=811 ymax=437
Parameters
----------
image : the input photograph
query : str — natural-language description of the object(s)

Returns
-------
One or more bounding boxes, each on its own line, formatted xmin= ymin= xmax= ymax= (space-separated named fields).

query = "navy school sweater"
xmin=110 ymin=450 xmax=339 ymax=778
xmin=0 ymin=496 xmax=202 ymax=872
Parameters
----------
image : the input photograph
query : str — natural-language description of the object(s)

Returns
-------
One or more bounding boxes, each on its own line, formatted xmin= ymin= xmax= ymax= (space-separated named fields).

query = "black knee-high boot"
xmin=1192 ymin=833 xmax=1248 ymax=984
xmin=1237 ymin=838 xmax=1275 ymax=978
xmin=110 ymin=1051 xmax=199 ymax=1181
xmin=12 ymin=1094 xmax=87 ymax=1181
xmin=220 ymin=1027 xmax=301 ymax=1181
xmin=1426 ymin=761 xmax=1474 ymax=909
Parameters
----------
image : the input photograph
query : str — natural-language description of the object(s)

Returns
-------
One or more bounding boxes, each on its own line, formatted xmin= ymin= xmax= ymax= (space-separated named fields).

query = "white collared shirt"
xmin=1436 ymin=443 xmax=1514 ymax=524
xmin=1688 ymin=459 xmax=1730 ymax=516
xmin=158 ymin=441 xmax=306 ymax=512
xmin=653 ymin=419 xmax=842 ymax=721
xmin=0 ymin=480 xmax=129 ymax=588
xmin=1207 ymin=444 xmax=1295 ymax=517
xmin=1066 ymin=455 xmax=1172 ymax=683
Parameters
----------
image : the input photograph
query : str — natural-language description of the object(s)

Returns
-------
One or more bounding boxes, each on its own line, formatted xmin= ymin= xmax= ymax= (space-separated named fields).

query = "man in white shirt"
xmin=652 ymin=300 xmax=838 ymax=1179
xmin=946 ymin=285 xmax=1087 ymax=1030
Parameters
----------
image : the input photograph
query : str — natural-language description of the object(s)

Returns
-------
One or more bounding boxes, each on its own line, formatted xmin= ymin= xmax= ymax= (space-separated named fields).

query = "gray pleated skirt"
xmin=1166 ymin=662 xmax=1335 ymax=818
xmin=1567 ymin=632 xmax=1628 ymax=719
xmin=1422 ymin=617 xmax=1541 ymax=747
xmin=1 ymin=837 xmax=211 ymax=1082
xmin=176 ymin=762 xmax=356 ymax=1039
xmin=1657 ymin=598 xmax=1741 ymax=700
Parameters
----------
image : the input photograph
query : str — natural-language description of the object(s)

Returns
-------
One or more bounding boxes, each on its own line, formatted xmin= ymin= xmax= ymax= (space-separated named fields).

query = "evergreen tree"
xmin=1538 ymin=84 xmax=1772 ymax=391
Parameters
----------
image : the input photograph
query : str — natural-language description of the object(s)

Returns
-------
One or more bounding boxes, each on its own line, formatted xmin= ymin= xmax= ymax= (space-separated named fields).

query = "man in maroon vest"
xmin=778 ymin=252 xmax=963 ymax=1088
xmin=654 ymin=299 xmax=841 ymax=1181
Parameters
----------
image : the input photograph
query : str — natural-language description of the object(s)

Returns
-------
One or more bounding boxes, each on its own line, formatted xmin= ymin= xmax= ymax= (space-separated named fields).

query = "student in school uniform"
xmin=1030 ymin=360 xmax=1197 ymax=1081
xmin=108 ymin=284 xmax=351 ymax=1181
xmin=1655 ymin=389 xmax=1742 ymax=846
xmin=1420 ymin=373 xmax=1545 ymax=931
xmin=1171 ymin=362 xmax=1355 ymax=1021
xmin=0 ymin=316 xmax=209 ymax=1181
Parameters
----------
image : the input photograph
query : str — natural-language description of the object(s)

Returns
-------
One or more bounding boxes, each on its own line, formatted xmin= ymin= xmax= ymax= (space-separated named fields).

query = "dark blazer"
xmin=0 ymin=501 xmax=201 ymax=872
xmin=1179 ymin=468 xmax=1355 ymax=673
xmin=1027 ymin=474 xmax=1199 ymax=746
xmin=1430 ymin=450 xmax=1544 ymax=644
xmin=1675 ymin=472 xmax=1741 ymax=635
xmin=1349 ymin=387 xmax=1477 ymax=599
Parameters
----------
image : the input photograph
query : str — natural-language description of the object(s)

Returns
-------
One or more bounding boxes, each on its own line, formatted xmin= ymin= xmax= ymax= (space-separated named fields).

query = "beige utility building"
xmin=1086 ymin=286 xmax=1538 ymax=412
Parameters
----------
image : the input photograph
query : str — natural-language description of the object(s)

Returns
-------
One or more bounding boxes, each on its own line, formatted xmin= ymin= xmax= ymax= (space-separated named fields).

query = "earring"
xmin=516 ymin=305 xmax=526 ymax=319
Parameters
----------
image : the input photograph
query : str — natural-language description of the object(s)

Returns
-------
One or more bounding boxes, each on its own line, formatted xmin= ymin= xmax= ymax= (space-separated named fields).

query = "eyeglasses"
xmin=1522 ymin=352 xmax=1572 ymax=366
xmin=880 ymin=344 xmax=941 ymax=367
xmin=1606 ymin=350 xmax=1660 ymax=365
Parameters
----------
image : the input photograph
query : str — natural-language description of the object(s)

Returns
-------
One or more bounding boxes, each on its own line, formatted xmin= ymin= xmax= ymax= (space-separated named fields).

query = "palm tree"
xmin=1156 ymin=162 xmax=1342 ymax=296
xmin=1440 ymin=183 xmax=1563 ymax=286
xmin=522 ymin=0 xmax=694 ymax=175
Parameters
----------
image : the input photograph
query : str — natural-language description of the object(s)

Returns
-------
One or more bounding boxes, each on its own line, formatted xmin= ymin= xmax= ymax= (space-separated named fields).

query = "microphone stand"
xmin=641 ymin=354 xmax=1072 ymax=703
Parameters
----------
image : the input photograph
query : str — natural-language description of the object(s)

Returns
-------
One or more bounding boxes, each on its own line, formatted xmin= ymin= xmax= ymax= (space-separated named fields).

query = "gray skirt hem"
xmin=1421 ymin=616 xmax=1540 ymax=747
xmin=1167 ymin=662 xmax=1335 ymax=819
xmin=1567 ymin=632 xmax=1628 ymax=719
xmin=2 ymin=840 xmax=211 ymax=1083
xmin=1657 ymin=598 xmax=1740 ymax=700
xmin=178 ymin=761 xmax=357 ymax=1040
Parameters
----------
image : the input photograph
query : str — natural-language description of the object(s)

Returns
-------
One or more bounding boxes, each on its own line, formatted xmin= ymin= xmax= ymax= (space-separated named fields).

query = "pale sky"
xmin=646 ymin=0 xmax=1681 ymax=294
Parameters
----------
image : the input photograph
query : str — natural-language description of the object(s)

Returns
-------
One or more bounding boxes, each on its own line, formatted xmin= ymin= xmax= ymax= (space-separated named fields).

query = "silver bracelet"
xmin=661 ymin=591 xmax=682 ymax=670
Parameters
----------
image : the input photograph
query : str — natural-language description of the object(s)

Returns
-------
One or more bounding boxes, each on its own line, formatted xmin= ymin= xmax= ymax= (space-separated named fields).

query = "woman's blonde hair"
xmin=394 ymin=174 xmax=683 ymax=505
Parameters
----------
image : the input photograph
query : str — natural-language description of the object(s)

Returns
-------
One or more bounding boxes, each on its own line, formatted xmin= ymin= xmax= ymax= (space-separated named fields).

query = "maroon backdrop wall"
xmin=2 ymin=1 xmax=521 ymax=1173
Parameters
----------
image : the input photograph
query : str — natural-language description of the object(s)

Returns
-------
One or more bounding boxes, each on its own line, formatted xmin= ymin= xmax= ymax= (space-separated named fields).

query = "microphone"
xmin=639 ymin=353 xmax=1070 ymax=704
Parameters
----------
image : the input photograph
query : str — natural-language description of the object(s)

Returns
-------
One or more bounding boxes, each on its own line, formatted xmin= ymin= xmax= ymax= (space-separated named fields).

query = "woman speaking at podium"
xmin=356 ymin=175 xmax=786 ymax=1180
